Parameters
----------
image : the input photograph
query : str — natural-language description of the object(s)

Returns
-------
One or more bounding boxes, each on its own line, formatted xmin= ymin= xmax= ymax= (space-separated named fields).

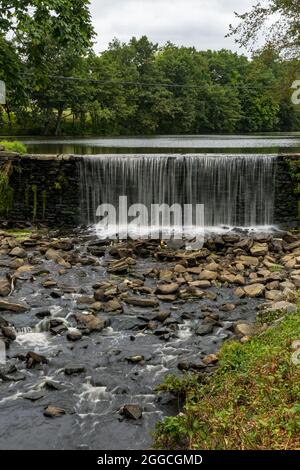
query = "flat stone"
xmin=76 ymin=313 xmax=106 ymax=332
xmin=265 ymin=301 xmax=297 ymax=314
xmin=238 ymin=255 xmax=259 ymax=267
xmin=199 ymin=270 xmax=218 ymax=281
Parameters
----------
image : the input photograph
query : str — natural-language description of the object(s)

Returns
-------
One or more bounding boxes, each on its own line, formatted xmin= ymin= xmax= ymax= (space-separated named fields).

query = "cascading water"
xmin=79 ymin=154 xmax=277 ymax=233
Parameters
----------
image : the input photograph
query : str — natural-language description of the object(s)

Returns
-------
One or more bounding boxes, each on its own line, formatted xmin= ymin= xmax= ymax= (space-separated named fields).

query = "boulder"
xmin=238 ymin=255 xmax=259 ymax=267
xmin=9 ymin=247 xmax=27 ymax=258
xmin=199 ymin=270 xmax=218 ymax=281
xmin=264 ymin=301 xmax=297 ymax=314
xmin=104 ymin=299 xmax=123 ymax=313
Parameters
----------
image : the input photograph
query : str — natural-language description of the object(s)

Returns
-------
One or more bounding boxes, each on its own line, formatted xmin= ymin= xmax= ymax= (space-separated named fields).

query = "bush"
xmin=0 ymin=140 xmax=27 ymax=154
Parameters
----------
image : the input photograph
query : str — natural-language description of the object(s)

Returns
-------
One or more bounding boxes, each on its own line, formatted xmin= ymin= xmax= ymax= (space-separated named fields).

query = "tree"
xmin=228 ymin=0 xmax=300 ymax=58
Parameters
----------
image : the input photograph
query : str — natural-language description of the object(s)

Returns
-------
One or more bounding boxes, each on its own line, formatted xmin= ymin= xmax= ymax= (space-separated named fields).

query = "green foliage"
xmin=0 ymin=164 xmax=13 ymax=215
xmin=0 ymin=140 xmax=27 ymax=154
xmin=154 ymin=312 xmax=300 ymax=450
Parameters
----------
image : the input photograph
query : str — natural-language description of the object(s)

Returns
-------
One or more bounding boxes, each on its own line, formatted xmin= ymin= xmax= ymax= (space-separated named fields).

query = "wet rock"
xmin=0 ymin=278 xmax=10 ymax=297
xmin=174 ymin=264 xmax=186 ymax=273
xmin=44 ymin=406 xmax=66 ymax=418
xmin=51 ymin=239 xmax=74 ymax=251
xmin=155 ymin=311 xmax=171 ymax=322
xmin=76 ymin=313 xmax=106 ymax=332
xmin=50 ymin=324 xmax=68 ymax=336
xmin=0 ymin=300 xmax=29 ymax=313
xmin=26 ymin=351 xmax=48 ymax=368
xmin=244 ymin=283 xmax=265 ymax=298
xmin=76 ymin=295 xmax=95 ymax=305
xmin=234 ymin=322 xmax=256 ymax=337
xmin=124 ymin=296 xmax=159 ymax=308
xmin=42 ymin=279 xmax=58 ymax=288
xmin=45 ymin=248 xmax=60 ymax=261
xmin=196 ymin=323 xmax=214 ymax=336
xmin=250 ymin=243 xmax=268 ymax=257
xmin=64 ymin=364 xmax=86 ymax=375
xmin=120 ymin=404 xmax=142 ymax=420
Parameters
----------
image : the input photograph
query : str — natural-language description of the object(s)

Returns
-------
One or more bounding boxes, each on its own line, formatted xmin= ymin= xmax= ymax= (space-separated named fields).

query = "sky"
xmin=90 ymin=0 xmax=255 ymax=54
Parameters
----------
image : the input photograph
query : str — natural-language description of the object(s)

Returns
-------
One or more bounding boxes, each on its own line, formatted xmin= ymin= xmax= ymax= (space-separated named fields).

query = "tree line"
xmin=0 ymin=0 xmax=299 ymax=136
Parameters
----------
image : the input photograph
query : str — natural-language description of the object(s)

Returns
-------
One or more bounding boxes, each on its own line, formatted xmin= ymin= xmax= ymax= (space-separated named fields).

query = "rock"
xmin=9 ymin=247 xmax=27 ymax=258
xmin=45 ymin=248 xmax=60 ymax=261
xmin=244 ymin=283 xmax=265 ymax=297
xmin=126 ymin=355 xmax=144 ymax=363
xmin=0 ymin=300 xmax=29 ymax=313
xmin=155 ymin=283 xmax=179 ymax=295
xmin=283 ymin=288 xmax=299 ymax=303
xmin=104 ymin=299 xmax=123 ymax=314
xmin=42 ymin=279 xmax=58 ymax=288
xmin=196 ymin=323 xmax=214 ymax=336
xmin=0 ymin=278 xmax=10 ymax=297
xmin=238 ymin=255 xmax=259 ymax=267
xmin=64 ymin=364 xmax=86 ymax=375
xmin=174 ymin=264 xmax=186 ymax=273
xmin=155 ymin=311 xmax=171 ymax=322
xmin=202 ymin=354 xmax=218 ymax=365
xmin=67 ymin=329 xmax=82 ymax=341
xmin=220 ymin=303 xmax=236 ymax=312
xmin=264 ymin=301 xmax=297 ymax=314
xmin=1 ymin=326 xmax=16 ymax=340
xmin=189 ymin=280 xmax=211 ymax=288
xmin=250 ymin=243 xmax=268 ymax=257
xmin=44 ymin=406 xmax=66 ymax=418
xmin=234 ymin=323 xmax=256 ymax=337
xmin=219 ymin=273 xmax=237 ymax=284
xmin=234 ymin=287 xmax=245 ymax=298
xmin=23 ymin=391 xmax=45 ymax=401
xmin=121 ymin=404 xmax=142 ymax=420
xmin=205 ymin=262 xmax=219 ymax=271
xmin=26 ymin=351 xmax=48 ymax=368
xmin=76 ymin=313 xmax=106 ymax=332
xmin=124 ymin=296 xmax=159 ymax=308
xmin=199 ymin=270 xmax=218 ymax=281
xmin=51 ymin=239 xmax=74 ymax=251
xmin=156 ymin=295 xmax=177 ymax=302
xmin=265 ymin=290 xmax=284 ymax=302
xmin=291 ymin=340 xmax=300 ymax=351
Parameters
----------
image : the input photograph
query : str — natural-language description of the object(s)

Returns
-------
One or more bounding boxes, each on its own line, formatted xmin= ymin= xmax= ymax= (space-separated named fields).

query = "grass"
xmin=154 ymin=311 xmax=300 ymax=450
xmin=0 ymin=140 xmax=27 ymax=154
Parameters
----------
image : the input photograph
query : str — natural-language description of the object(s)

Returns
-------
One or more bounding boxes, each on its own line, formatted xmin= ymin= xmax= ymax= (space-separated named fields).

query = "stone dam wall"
xmin=0 ymin=150 xmax=299 ymax=229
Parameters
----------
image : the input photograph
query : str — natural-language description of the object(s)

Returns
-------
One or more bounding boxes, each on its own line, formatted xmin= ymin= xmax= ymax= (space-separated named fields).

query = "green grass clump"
xmin=4 ymin=229 xmax=33 ymax=240
xmin=0 ymin=141 xmax=27 ymax=154
xmin=154 ymin=312 xmax=300 ymax=450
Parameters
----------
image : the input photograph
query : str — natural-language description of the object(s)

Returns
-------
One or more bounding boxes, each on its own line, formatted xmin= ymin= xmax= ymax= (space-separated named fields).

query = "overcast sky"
xmin=90 ymin=0 xmax=255 ymax=54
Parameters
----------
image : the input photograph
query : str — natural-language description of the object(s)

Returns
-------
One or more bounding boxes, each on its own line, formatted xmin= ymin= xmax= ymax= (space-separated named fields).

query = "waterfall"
xmin=79 ymin=154 xmax=277 ymax=232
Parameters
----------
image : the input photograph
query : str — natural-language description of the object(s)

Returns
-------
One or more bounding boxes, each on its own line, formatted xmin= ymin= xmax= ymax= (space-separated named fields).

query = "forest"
xmin=0 ymin=0 xmax=300 ymax=136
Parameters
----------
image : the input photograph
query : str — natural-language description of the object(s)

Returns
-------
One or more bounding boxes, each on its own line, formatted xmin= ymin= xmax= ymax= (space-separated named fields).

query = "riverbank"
xmin=1 ymin=228 xmax=300 ymax=448
xmin=154 ymin=310 xmax=300 ymax=450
